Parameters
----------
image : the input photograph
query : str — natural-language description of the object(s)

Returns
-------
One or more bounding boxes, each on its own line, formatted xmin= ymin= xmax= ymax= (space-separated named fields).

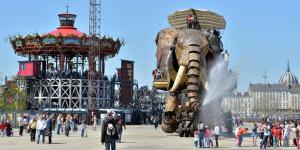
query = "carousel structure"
xmin=9 ymin=7 xmax=123 ymax=112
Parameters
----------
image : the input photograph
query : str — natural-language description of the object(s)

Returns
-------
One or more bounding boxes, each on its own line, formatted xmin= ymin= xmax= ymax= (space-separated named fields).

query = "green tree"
xmin=2 ymin=83 xmax=27 ymax=112
xmin=0 ymin=96 xmax=5 ymax=111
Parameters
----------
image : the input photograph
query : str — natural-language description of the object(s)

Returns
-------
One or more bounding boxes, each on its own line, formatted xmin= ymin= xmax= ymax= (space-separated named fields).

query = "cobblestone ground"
xmin=0 ymin=125 xmax=298 ymax=150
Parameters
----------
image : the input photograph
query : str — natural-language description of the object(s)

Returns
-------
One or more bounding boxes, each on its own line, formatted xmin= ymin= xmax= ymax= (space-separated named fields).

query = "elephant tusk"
xmin=204 ymin=81 xmax=209 ymax=91
xmin=169 ymin=66 xmax=186 ymax=92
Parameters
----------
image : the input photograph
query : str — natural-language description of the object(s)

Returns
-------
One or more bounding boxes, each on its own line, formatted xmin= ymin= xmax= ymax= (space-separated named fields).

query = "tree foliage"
xmin=0 ymin=83 xmax=27 ymax=112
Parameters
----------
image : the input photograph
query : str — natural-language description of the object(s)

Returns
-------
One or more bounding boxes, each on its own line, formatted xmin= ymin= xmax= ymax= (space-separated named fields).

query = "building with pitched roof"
xmin=222 ymin=62 xmax=300 ymax=118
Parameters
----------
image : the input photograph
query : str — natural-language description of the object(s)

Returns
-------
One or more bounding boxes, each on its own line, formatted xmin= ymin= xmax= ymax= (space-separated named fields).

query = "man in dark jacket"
xmin=101 ymin=112 xmax=119 ymax=150
xmin=45 ymin=114 xmax=53 ymax=144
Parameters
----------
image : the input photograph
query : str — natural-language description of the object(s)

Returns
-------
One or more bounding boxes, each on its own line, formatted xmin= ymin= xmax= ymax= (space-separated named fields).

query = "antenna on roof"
xmin=287 ymin=60 xmax=290 ymax=72
xmin=66 ymin=3 xmax=70 ymax=14
xmin=263 ymin=71 xmax=267 ymax=84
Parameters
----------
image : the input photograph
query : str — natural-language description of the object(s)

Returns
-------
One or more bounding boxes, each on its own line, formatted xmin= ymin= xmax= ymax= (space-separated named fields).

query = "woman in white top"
xmin=36 ymin=115 xmax=46 ymax=144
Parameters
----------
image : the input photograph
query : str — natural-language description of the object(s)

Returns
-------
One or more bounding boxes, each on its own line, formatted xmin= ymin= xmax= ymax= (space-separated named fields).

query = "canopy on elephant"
xmin=168 ymin=8 xmax=226 ymax=30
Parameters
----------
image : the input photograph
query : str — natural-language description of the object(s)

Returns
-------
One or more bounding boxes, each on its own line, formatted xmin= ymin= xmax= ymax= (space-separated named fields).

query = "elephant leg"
xmin=162 ymin=94 xmax=179 ymax=133
xmin=187 ymin=45 xmax=202 ymax=111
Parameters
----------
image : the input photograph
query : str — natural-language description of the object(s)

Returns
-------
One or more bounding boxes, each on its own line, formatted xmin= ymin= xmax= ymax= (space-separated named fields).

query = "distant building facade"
xmin=222 ymin=63 xmax=300 ymax=117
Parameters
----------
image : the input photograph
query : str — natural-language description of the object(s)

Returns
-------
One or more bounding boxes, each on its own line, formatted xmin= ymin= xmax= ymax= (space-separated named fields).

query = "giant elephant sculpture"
xmin=153 ymin=27 xmax=225 ymax=134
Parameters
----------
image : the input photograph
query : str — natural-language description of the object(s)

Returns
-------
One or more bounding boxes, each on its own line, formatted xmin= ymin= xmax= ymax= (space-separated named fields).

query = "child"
xmin=194 ymin=130 xmax=199 ymax=148
xmin=204 ymin=126 xmax=211 ymax=148
xmin=80 ymin=120 xmax=87 ymax=138
xmin=0 ymin=121 xmax=6 ymax=137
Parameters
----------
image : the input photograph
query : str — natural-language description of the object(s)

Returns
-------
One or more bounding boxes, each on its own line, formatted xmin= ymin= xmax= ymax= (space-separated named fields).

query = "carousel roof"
xmin=9 ymin=12 xmax=123 ymax=58
xmin=49 ymin=26 xmax=85 ymax=37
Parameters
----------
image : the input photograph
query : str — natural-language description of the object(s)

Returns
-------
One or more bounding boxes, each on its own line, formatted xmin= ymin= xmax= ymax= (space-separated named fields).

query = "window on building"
xmin=20 ymin=63 xmax=25 ymax=70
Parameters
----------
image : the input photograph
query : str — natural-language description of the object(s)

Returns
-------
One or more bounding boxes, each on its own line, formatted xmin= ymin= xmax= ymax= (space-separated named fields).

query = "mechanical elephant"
xmin=153 ymin=28 xmax=224 ymax=134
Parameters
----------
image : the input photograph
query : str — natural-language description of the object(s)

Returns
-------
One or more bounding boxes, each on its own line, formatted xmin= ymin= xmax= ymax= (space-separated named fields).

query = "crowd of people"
xmin=0 ymin=111 xmax=126 ymax=150
xmin=233 ymin=117 xmax=300 ymax=149
xmin=193 ymin=122 xmax=220 ymax=148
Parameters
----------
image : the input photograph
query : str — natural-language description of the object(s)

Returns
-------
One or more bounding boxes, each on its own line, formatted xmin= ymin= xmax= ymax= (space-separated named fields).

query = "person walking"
xmin=28 ymin=117 xmax=37 ymax=142
xmin=45 ymin=114 xmax=53 ymax=144
xmin=72 ymin=116 xmax=78 ymax=133
xmin=198 ymin=122 xmax=205 ymax=148
xmin=214 ymin=124 xmax=220 ymax=148
xmin=260 ymin=122 xmax=271 ymax=149
xmin=283 ymin=121 xmax=291 ymax=147
xmin=93 ymin=115 xmax=97 ymax=131
xmin=18 ymin=115 xmax=26 ymax=136
xmin=252 ymin=122 xmax=258 ymax=147
xmin=56 ymin=114 xmax=62 ymax=135
xmin=115 ymin=115 xmax=126 ymax=143
xmin=193 ymin=129 xmax=199 ymax=148
xmin=203 ymin=126 xmax=211 ymax=148
xmin=153 ymin=116 xmax=159 ymax=130
xmin=80 ymin=120 xmax=87 ymax=138
xmin=5 ymin=119 xmax=12 ymax=137
xmin=64 ymin=117 xmax=71 ymax=137
xmin=0 ymin=121 xmax=6 ymax=137
xmin=101 ymin=111 xmax=119 ymax=150
xmin=271 ymin=123 xmax=278 ymax=148
xmin=291 ymin=122 xmax=299 ymax=147
xmin=36 ymin=115 xmax=46 ymax=144
xmin=276 ymin=123 xmax=283 ymax=147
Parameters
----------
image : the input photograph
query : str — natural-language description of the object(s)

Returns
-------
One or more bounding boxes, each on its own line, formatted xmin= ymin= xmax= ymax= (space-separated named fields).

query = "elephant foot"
xmin=162 ymin=121 xmax=177 ymax=133
xmin=162 ymin=111 xmax=178 ymax=133
xmin=163 ymin=111 xmax=177 ymax=125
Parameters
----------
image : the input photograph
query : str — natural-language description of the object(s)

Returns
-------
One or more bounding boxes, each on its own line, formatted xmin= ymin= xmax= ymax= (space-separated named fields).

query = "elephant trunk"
xmin=169 ymin=66 xmax=186 ymax=92
xmin=187 ymin=45 xmax=203 ymax=111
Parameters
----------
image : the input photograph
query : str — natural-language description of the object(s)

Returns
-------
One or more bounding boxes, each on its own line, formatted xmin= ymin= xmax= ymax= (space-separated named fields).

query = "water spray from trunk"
xmin=202 ymin=54 xmax=237 ymax=106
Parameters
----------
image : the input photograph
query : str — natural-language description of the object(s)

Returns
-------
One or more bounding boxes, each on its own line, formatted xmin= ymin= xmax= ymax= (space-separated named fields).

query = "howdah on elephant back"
xmin=153 ymin=9 xmax=226 ymax=136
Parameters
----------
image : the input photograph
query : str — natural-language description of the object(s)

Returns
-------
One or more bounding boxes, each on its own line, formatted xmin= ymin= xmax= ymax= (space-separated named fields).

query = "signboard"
xmin=125 ymin=113 xmax=132 ymax=123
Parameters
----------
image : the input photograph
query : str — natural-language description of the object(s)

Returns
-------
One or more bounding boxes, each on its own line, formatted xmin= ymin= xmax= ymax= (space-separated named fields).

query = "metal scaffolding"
xmin=88 ymin=0 xmax=102 ymax=110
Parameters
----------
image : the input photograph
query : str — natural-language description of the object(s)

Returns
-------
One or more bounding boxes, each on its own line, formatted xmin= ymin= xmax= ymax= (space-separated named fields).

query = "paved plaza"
xmin=0 ymin=125 xmax=298 ymax=150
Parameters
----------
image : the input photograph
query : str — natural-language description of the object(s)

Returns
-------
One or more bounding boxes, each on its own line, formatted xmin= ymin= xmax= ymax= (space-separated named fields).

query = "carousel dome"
xmin=279 ymin=62 xmax=299 ymax=85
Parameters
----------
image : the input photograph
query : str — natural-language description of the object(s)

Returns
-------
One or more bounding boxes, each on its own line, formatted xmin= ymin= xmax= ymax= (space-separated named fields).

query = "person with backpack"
xmin=101 ymin=111 xmax=119 ymax=150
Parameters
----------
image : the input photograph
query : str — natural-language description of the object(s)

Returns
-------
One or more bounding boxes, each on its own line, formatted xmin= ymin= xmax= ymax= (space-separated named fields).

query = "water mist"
xmin=200 ymin=52 xmax=237 ymax=127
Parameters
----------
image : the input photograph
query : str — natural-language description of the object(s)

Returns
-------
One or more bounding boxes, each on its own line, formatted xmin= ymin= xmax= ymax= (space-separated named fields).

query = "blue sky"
xmin=1 ymin=0 xmax=300 ymax=91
